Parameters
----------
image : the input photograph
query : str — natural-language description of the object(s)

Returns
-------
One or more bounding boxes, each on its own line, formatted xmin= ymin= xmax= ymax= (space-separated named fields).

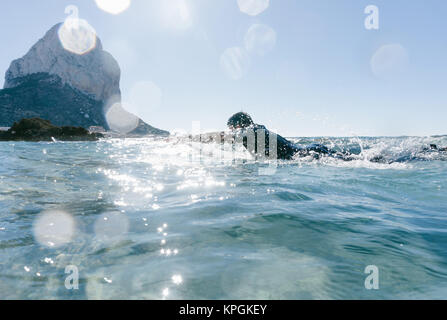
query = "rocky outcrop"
xmin=4 ymin=23 xmax=120 ymax=102
xmin=0 ymin=22 xmax=169 ymax=136
xmin=0 ymin=118 xmax=102 ymax=141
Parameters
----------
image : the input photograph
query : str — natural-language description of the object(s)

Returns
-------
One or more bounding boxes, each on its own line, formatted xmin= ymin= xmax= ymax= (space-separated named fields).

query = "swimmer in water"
xmin=430 ymin=144 xmax=447 ymax=152
xmin=226 ymin=112 xmax=347 ymax=160
xmin=226 ymin=112 xmax=447 ymax=162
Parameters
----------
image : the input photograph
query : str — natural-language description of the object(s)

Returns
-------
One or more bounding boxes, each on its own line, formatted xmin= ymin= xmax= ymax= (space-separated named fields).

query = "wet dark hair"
xmin=227 ymin=112 xmax=254 ymax=129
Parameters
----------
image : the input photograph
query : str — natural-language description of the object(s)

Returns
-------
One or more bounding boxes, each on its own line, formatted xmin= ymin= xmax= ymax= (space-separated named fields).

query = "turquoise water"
xmin=1 ymin=136 xmax=447 ymax=299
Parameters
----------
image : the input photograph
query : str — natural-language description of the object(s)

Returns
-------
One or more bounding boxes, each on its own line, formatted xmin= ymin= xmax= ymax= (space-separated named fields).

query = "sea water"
xmin=1 ymin=136 xmax=447 ymax=299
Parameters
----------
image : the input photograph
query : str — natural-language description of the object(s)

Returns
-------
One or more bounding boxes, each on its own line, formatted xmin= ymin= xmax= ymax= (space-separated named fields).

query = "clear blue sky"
xmin=1 ymin=0 xmax=446 ymax=137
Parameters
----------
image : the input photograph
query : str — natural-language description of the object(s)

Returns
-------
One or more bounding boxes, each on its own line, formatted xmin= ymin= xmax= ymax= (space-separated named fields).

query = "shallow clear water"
xmin=1 ymin=136 xmax=447 ymax=299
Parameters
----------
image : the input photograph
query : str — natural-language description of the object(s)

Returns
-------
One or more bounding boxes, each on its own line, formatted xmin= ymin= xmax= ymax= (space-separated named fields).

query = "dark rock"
xmin=0 ymin=118 xmax=102 ymax=141
xmin=0 ymin=23 xmax=169 ymax=137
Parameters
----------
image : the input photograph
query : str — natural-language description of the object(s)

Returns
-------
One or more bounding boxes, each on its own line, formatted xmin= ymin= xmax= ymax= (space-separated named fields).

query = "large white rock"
xmin=4 ymin=23 xmax=121 ymax=102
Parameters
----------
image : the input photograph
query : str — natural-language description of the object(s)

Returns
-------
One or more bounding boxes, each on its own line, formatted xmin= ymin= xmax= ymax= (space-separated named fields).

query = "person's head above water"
xmin=227 ymin=112 xmax=254 ymax=130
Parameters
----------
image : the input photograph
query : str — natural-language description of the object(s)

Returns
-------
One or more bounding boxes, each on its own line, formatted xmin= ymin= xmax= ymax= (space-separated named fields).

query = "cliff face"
xmin=0 ymin=22 xmax=169 ymax=136
xmin=0 ymin=73 xmax=106 ymax=128
xmin=4 ymin=23 xmax=120 ymax=102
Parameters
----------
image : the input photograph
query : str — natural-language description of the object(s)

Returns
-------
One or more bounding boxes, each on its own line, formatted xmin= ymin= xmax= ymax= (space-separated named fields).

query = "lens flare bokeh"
xmin=244 ymin=24 xmax=277 ymax=56
xmin=237 ymin=0 xmax=270 ymax=16
xmin=160 ymin=0 xmax=193 ymax=30
xmin=220 ymin=47 xmax=251 ymax=80
xmin=58 ymin=17 xmax=97 ymax=55
xmin=371 ymin=44 xmax=409 ymax=79
xmin=95 ymin=0 xmax=131 ymax=15
xmin=94 ymin=212 xmax=130 ymax=242
xmin=105 ymin=102 xmax=140 ymax=134
xmin=33 ymin=211 xmax=76 ymax=248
